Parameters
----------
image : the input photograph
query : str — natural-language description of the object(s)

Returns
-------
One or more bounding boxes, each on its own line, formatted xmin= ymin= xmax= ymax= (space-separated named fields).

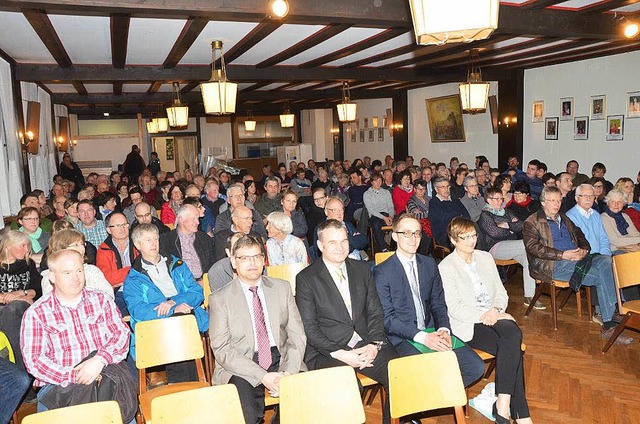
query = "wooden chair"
xmin=265 ymin=261 xmax=307 ymax=295
xmin=493 ymin=258 xmax=520 ymax=283
xmin=279 ymin=366 xmax=365 ymax=424
xmin=525 ymin=279 xmax=592 ymax=330
xmin=135 ymin=315 xmax=210 ymax=424
xmin=602 ymin=252 xmax=640 ymax=352
xmin=23 ymin=401 xmax=122 ymax=424
xmin=369 ymin=224 xmax=393 ymax=255
xmin=388 ymin=351 xmax=467 ymax=424
xmin=200 ymin=273 xmax=214 ymax=383
xmin=151 ymin=385 xmax=244 ymax=424
xmin=202 ymin=273 xmax=212 ymax=310
xmin=431 ymin=238 xmax=451 ymax=260
xmin=375 ymin=251 xmax=395 ymax=265
xmin=165 ymin=223 xmax=175 ymax=230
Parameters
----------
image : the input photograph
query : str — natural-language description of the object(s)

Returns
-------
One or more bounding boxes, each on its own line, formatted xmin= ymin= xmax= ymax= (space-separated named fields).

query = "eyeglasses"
xmin=487 ymin=197 xmax=504 ymax=201
xmin=21 ymin=217 xmax=39 ymax=222
xmin=314 ymin=196 xmax=327 ymax=201
xmin=458 ymin=233 xmax=478 ymax=241
xmin=394 ymin=230 xmax=422 ymax=239
xmin=235 ymin=254 xmax=265 ymax=263
xmin=326 ymin=207 xmax=344 ymax=213
xmin=108 ymin=223 xmax=129 ymax=229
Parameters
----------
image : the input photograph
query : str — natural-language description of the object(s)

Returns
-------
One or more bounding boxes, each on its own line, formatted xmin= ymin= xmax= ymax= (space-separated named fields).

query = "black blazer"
xmin=159 ymin=229 xmax=215 ymax=278
xmin=295 ymin=258 xmax=387 ymax=366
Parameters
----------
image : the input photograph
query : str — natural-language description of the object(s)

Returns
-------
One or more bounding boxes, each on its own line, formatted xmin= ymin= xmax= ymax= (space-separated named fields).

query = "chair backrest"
xmin=202 ymin=273 xmax=212 ymax=309
xmin=612 ymin=251 xmax=640 ymax=290
xmin=388 ymin=351 xmax=466 ymax=419
xmin=135 ymin=315 xmax=204 ymax=369
xmin=23 ymin=401 xmax=122 ymax=424
xmin=266 ymin=261 xmax=307 ymax=295
xmin=279 ymin=366 xmax=365 ymax=424
xmin=375 ymin=251 xmax=395 ymax=265
xmin=166 ymin=223 xmax=175 ymax=230
xmin=151 ymin=385 xmax=245 ymax=424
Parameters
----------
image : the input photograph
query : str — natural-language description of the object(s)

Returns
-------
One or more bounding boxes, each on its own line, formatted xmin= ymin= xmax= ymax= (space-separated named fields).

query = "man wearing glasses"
xmin=429 ymin=176 xmax=470 ymax=248
xmin=374 ymin=214 xmax=484 ymax=388
xmin=130 ymin=201 xmax=169 ymax=234
xmin=210 ymin=235 xmax=306 ymax=424
xmin=214 ymin=184 xmax=267 ymax=240
xmin=312 ymin=197 xmax=368 ymax=258
xmin=213 ymin=205 xmax=264 ymax=262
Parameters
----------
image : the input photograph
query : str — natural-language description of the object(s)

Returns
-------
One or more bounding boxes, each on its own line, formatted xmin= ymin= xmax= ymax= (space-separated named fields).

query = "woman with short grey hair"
xmin=265 ymin=212 xmax=308 ymax=266
xmin=601 ymin=189 xmax=640 ymax=252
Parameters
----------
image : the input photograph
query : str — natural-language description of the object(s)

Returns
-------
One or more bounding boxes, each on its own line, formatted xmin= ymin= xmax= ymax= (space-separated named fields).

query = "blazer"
xmin=209 ymin=276 xmax=307 ymax=387
xmin=373 ymin=253 xmax=450 ymax=348
xmin=438 ymin=250 xmax=508 ymax=342
xmin=295 ymin=258 xmax=387 ymax=366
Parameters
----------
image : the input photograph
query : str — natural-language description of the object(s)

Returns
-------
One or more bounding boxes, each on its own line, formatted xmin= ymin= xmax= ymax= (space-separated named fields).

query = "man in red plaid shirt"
xmin=20 ymin=249 xmax=131 ymax=411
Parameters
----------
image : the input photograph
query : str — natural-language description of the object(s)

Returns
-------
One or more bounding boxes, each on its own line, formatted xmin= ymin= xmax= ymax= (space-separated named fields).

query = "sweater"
xmin=363 ymin=187 xmax=395 ymax=220
xmin=565 ymin=206 xmax=611 ymax=255
xmin=428 ymin=196 xmax=470 ymax=247
xmin=601 ymin=212 xmax=640 ymax=251
xmin=459 ymin=195 xmax=484 ymax=222
xmin=392 ymin=186 xmax=414 ymax=216
xmin=0 ymin=259 xmax=42 ymax=298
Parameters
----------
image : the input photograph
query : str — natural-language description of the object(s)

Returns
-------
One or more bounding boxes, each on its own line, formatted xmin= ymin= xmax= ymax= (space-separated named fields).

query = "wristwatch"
xmin=493 ymin=306 xmax=503 ymax=313
xmin=23 ymin=290 xmax=28 ymax=297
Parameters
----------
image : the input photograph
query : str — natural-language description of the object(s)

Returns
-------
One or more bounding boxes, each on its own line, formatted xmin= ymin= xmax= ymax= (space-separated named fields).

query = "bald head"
xmin=134 ymin=202 xmax=153 ymax=224
xmin=231 ymin=205 xmax=253 ymax=234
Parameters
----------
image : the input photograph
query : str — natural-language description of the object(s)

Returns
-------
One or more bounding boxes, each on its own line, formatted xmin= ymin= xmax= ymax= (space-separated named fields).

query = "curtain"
xmin=0 ymin=57 xmax=24 ymax=219
xmin=176 ymin=136 xmax=197 ymax=173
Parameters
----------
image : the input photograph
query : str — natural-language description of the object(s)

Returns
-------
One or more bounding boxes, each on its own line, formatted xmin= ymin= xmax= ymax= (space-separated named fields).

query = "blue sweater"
xmin=566 ymin=206 xmax=611 ymax=255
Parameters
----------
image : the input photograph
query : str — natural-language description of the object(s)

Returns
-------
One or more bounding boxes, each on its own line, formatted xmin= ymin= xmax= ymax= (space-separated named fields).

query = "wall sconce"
xmin=20 ymin=130 xmax=35 ymax=147
xmin=388 ymin=123 xmax=403 ymax=137
xmin=499 ymin=116 xmax=517 ymax=128
xmin=330 ymin=128 xmax=340 ymax=135
xmin=71 ymin=139 xmax=78 ymax=147
xmin=54 ymin=135 xmax=64 ymax=148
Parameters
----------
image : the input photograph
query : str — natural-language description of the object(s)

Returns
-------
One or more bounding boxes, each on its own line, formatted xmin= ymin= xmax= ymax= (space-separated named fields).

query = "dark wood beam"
xmin=22 ymin=8 xmax=72 ymax=67
xmin=241 ymin=82 xmax=273 ymax=92
xmin=162 ymin=17 xmax=209 ymax=68
xmin=579 ymin=0 xmax=631 ymax=14
xmin=113 ymin=82 xmax=123 ymax=95
xmin=222 ymin=20 xmax=283 ymax=65
xmin=256 ymin=23 xmax=352 ymax=68
xmin=475 ymin=39 xmax=598 ymax=69
xmin=0 ymin=46 xmax=16 ymax=66
xmin=300 ymin=28 xmax=410 ymax=68
xmin=72 ymin=81 xmax=87 ymax=95
xmin=179 ymin=82 xmax=199 ymax=95
xmin=340 ymin=44 xmax=418 ymax=68
xmin=521 ymin=0 xmax=567 ymax=10
xmin=147 ymin=81 xmax=162 ymax=94
xmin=110 ymin=13 xmax=130 ymax=68
xmin=271 ymin=81 xmax=315 ymax=90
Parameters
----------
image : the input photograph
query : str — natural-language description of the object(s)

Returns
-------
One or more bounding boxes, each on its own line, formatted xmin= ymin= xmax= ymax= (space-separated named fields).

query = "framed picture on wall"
xmin=350 ymin=128 xmax=356 ymax=143
xmin=590 ymin=95 xmax=606 ymax=120
xmin=532 ymin=100 xmax=544 ymax=123
xmin=626 ymin=91 xmax=640 ymax=118
xmin=378 ymin=127 xmax=384 ymax=141
xmin=606 ymin=115 xmax=624 ymax=141
xmin=573 ymin=116 xmax=588 ymax=140
xmin=372 ymin=116 xmax=378 ymax=127
xmin=359 ymin=130 xmax=364 ymax=142
xmin=368 ymin=129 xmax=374 ymax=142
xmin=545 ymin=117 xmax=558 ymax=140
xmin=166 ymin=138 xmax=174 ymax=159
xmin=425 ymin=94 xmax=466 ymax=142
xmin=560 ymin=97 xmax=573 ymax=121
xmin=364 ymin=118 xmax=369 ymax=128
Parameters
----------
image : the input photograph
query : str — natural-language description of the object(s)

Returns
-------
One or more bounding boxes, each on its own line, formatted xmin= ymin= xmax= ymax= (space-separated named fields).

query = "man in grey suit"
xmin=210 ymin=235 xmax=306 ymax=424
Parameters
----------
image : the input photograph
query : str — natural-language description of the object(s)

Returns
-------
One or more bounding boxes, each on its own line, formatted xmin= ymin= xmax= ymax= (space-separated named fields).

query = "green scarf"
xmin=20 ymin=226 xmax=42 ymax=253
xmin=482 ymin=202 xmax=505 ymax=217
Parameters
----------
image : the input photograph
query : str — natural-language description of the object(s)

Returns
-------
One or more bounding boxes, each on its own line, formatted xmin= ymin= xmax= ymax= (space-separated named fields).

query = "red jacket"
xmin=160 ymin=202 xmax=176 ymax=225
xmin=96 ymin=236 xmax=140 ymax=287
xmin=392 ymin=186 xmax=415 ymax=216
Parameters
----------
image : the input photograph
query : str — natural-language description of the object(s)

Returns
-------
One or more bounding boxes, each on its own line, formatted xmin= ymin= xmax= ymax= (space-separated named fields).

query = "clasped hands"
xmin=261 ymin=371 xmax=291 ymax=398
xmin=335 ymin=344 xmax=379 ymax=370
xmin=154 ymin=300 xmax=193 ymax=316
xmin=480 ymin=308 xmax=515 ymax=326
xmin=562 ymin=248 xmax=588 ymax=261
xmin=0 ymin=291 xmax=32 ymax=305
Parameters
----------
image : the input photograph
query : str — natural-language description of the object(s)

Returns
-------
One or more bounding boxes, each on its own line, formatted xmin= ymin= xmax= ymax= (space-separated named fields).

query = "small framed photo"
xmin=606 ymin=115 xmax=624 ymax=141
xmin=627 ymin=91 xmax=640 ymax=118
xmin=378 ymin=127 xmax=384 ymax=141
xmin=590 ymin=95 xmax=606 ymax=120
xmin=364 ymin=118 xmax=369 ymax=128
xmin=560 ymin=97 xmax=573 ymax=121
xmin=368 ymin=129 xmax=374 ymax=142
xmin=532 ymin=100 xmax=544 ymax=123
xmin=359 ymin=130 xmax=364 ymax=142
xmin=350 ymin=128 xmax=356 ymax=143
xmin=545 ymin=117 xmax=559 ymax=140
xmin=573 ymin=116 xmax=588 ymax=140
xmin=382 ymin=115 xmax=388 ymax=128
xmin=372 ymin=116 xmax=379 ymax=127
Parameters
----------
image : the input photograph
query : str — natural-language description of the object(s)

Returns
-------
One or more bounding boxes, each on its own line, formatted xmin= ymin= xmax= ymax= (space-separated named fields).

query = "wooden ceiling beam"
xmin=241 ymin=82 xmax=273 ymax=92
xmin=221 ymin=20 xmax=283 ymax=65
xmin=147 ymin=81 xmax=163 ymax=94
xmin=110 ymin=13 xmax=130 ymax=68
xmin=521 ymin=0 xmax=567 ymax=10
xmin=256 ymin=23 xmax=352 ymax=68
xmin=22 ymin=8 xmax=72 ymax=67
xmin=113 ymin=82 xmax=123 ymax=95
xmin=162 ymin=17 xmax=209 ymax=68
xmin=579 ymin=0 xmax=631 ymax=14
xmin=179 ymin=82 xmax=199 ymax=95
xmin=340 ymin=44 xmax=418 ymax=68
xmin=72 ymin=81 xmax=88 ymax=95
xmin=473 ymin=39 xmax=598 ymax=69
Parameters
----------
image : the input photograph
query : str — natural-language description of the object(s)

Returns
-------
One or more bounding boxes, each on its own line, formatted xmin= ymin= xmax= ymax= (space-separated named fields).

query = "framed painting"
xmin=606 ymin=115 xmax=624 ymax=141
xmin=545 ymin=117 xmax=558 ymax=140
xmin=378 ymin=127 xmax=384 ymax=141
xmin=532 ymin=100 xmax=544 ymax=123
xmin=573 ymin=116 xmax=588 ymax=140
xmin=627 ymin=91 xmax=640 ymax=118
xmin=425 ymin=94 xmax=465 ymax=143
xmin=590 ymin=95 xmax=606 ymax=120
xmin=560 ymin=97 xmax=573 ymax=121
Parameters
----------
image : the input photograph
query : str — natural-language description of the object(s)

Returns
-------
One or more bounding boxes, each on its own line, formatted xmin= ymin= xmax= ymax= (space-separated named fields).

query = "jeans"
xmin=0 ymin=357 xmax=31 ymax=424
xmin=552 ymin=256 xmax=617 ymax=322
xmin=490 ymin=240 xmax=536 ymax=297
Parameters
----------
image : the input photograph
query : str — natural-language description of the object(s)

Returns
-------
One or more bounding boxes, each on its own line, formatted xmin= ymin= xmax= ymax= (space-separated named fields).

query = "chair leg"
xmin=365 ymin=385 xmax=380 ymax=406
xmin=484 ymin=359 xmax=496 ymax=379
xmin=586 ymin=287 xmax=593 ymax=320
xmin=602 ymin=314 xmax=632 ymax=353
xmin=524 ymin=284 xmax=544 ymax=317
xmin=575 ymin=289 xmax=582 ymax=317
xmin=454 ymin=405 xmax=467 ymax=423
xmin=550 ymin=284 xmax=559 ymax=330
xmin=464 ymin=387 xmax=469 ymax=417
xmin=558 ymin=289 xmax=572 ymax=311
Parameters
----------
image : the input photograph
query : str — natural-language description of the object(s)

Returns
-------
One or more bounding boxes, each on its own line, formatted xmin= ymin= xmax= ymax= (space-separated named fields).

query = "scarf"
xmin=20 ymin=226 xmax=43 ymax=253
xmin=399 ymin=184 xmax=414 ymax=193
xmin=604 ymin=207 xmax=629 ymax=235
xmin=512 ymin=196 xmax=532 ymax=207
xmin=482 ymin=203 xmax=505 ymax=217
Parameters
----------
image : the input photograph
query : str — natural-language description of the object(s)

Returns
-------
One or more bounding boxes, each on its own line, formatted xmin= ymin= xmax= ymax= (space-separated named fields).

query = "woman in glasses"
xmin=439 ymin=217 xmax=533 ymax=424
xmin=16 ymin=207 xmax=50 ymax=264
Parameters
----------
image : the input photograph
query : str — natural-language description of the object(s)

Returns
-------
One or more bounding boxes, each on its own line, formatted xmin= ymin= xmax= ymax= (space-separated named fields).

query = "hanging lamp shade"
xmin=337 ymin=82 xmax=357 ymax=122
xmin=244 ymin=111 xmax=257 ymax=132
xmin=166 ymin=82 xmax=189 ymax=128
xmin=458 ymin=50 xmax=489 ymax=114
xmin=280 ymin=104 xmax=295 ymax=128
xmin=409 ymin=0 xmax=499 ymax=46
xmin=153 ymin=117 xmax=169 ymax=132
xmin=201 ymin=40 xmax=238 ymax=115
xmin=146 ymin=120 xmax=158 ymax=134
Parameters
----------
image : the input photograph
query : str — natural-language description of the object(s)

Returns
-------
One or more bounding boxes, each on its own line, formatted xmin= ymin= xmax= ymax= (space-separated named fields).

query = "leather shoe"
xmin=492 ymin=402 xmax=510 ymax=424
xmin=611 ymin=312 xmax=627 ymax=323
xmin=600 ymin=326 xmax=634 ymax=345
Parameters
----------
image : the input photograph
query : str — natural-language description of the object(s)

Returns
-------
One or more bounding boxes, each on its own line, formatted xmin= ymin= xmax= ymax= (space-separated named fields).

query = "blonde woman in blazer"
xmin=439 ymin=217 xmax=533 ymax=424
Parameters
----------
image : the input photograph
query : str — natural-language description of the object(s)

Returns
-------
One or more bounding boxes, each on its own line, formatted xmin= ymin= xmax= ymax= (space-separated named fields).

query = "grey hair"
xmin=226 ymin=183 xmax=245 ymax=197
xmin=176 ymin=203 xmax=198 ymax=225
xmin=432 ymin=176 xmax=449 ymax=187
xmin=266 ymin=211 xmax=293 ymax=235
xmin=131 ymin=223 xmax=159 ymax=246
xmin=463 ymin=176 xmax=477 ymax=188
xmin=540 ymin=185 xmax=561 ymax=202
xmin=604 ymin=189 xmax=627 ymax=205
xmin=574 ymin=183 xmax=594 ymax=198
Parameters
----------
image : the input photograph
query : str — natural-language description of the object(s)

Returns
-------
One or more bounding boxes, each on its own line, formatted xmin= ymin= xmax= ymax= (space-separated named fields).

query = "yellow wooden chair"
xmin=279 ymin=366 xmax=365 ymax=424
xmin=151 ymin=385 xmax=244 ymax=424
xmin=166 ymin=223 xmax=175 ymax=230
xmin=374 ymin=251 xmax=394 ymax=265
xmin=265 ymin=261 xmax=307 ymax=295
xmin=525 ymin=279 xmax=591 ymax=330
xmin=200 ymin=273 xmax=214 ymax=383
xmin=135 ymin=315 xmax=210 ymax=424
xmin=202 ymin=273 xmax=212 ymax=310
xmin=23 ymin=401 xmax=122 ymax=424
xmin=603 ymin=251 xmax=640 ymax=352
xmin=388 ymin=351 xmax=467 ymax=424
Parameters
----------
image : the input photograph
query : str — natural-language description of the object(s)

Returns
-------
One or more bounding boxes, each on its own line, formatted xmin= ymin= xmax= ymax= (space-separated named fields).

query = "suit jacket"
xmin=210 ymin=276 xmax=307 ymax=387
xmin=295 ymin=258 xmax=387 ymax=366
xmin=373 ymin=253 xmax=450 ymax=348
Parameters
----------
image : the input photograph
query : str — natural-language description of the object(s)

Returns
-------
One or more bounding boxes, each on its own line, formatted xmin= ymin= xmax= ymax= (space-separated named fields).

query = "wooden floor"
xmin=15 ymin=269 xmax=640 ymax=424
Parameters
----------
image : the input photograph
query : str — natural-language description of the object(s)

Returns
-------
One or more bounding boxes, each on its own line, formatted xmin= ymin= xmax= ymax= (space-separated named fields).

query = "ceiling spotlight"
xmin=103 ymin=112 xmax=109 ymax=117
xmin=268 ymin=0 xmax=289 ymax=19
xmin=625 ymin=21 xmax=639 ymax=38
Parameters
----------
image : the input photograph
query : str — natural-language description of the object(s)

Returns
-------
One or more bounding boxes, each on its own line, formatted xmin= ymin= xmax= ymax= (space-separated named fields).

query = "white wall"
xmin=72 ymin=118 xmax=141 ymax=170
xmin=342 ymin=98 xmax=394 ymax=161
xmin=300 ymin=109 xmax=334 ymax=161
xmin=408 ymin=83 xmax=499 ymax=168
xmin=524 ymin=51 xmax=640 ymax=182
xmin=200 ymin=117 xmax=233 ymax=159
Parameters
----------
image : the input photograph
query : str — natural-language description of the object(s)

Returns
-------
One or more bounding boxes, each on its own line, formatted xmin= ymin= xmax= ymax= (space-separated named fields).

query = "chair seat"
xmin=494 ymin=259 xmax=518 ymax=267
xmin=140 ymin=381 xmax=210 ymax=423
xmin=357 ymin=373 xmax=378 ymax=387
xmin=264 ymin=389 xmax=280 ymax=407
xmin=621 ymin=300 xmax=640 ymax=314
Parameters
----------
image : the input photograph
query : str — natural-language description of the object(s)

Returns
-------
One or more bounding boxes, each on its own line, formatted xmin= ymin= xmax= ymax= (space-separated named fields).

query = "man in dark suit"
xmin=296 ymin=219 xmax=398 ymax=424
xmin=374 ymin=214 xmax=484 ymax=388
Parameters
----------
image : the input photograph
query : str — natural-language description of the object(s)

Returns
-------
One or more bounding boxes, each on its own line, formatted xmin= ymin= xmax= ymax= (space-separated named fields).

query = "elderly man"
xmin=555 ymin=172 xmax=576 ymax=213
xmin=214 ymin=184 xmax=267 ymax=240
xmin=207 ymin=232 xmax=245 ymax=293
xmin=255 ymin=176 xmax=282 ymax=219
xmin=475 ymin=168 xmax=489 ymax=195
xmin=429 ymin=176 xmax=470 ymax=248
xmin=459 ymin=176 xmax=483 ymax=222
xmin=313 ymin=197 xmax=368 ymax=257
xmin=21 ymin=249 xmax=135 ymax=417
xmin=47 ymin=195 xmax=67 ymax=222
xmin=210 ymin=235 xmax=306 ymax=424
xmin=123 ymin=187 xmax=157 ymax=224
xmin=523 ymin=186 xmax=633 ymax=345
xmin=139 ymin=174 xmax=160 ymax=206
xmin=124 ymin=224 xmax=208 ymax=382
xmin=382 ymin=169 xmax=395 ymax=192
xmin=566 ymin=160 xmax=589 ymax=186
xmin=75 ymin=199 xmax=108 ymax=247
xmin=160 ymin=204 xmax=215 ymax=282
xmin=213 ymin=205 xmax=263 ymax=262
xmin=201 ymin=178 xmax=226 ymax=220
xmin=363 ymin=172 xmax=395 ymax=252
xmin=131 ymin=201 xmax=169 ymax=234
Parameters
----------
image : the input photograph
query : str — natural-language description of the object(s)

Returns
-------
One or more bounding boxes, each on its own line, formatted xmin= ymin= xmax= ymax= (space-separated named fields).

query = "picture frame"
xmin=573 ymin=116 xmax=588 ymax=140
xmin=359 ymin=130 xmax=364 ymax=142
xmin=545 ymin=117 xmax=558 ymax=140
xmin=364 ymin=118 xmax=369 ymax=129
xmin=606 ymin=115 xmax=624 ymax=141
xmin=372 ymin=116 xmax=378 ymax=127
xmin=560 ymin=97 xmax=573 ymax=121
xmin=627 ymin=91 xmax=640 ymax=118
xmin=382 ymin=115 xmax=388 ymax=128
xmin=378 ymin=127 xmax=384 ymax=141
xmin=368 ymin=129 xmax=374 ymax=142
xmin=488 ymin=95 xmax=498 ymax=134
xmin=590 ymin=95 xmax=606 ymax=120
xmin=425 ymin=94 xmax=466 ymax=143
xmin=166 ymin=138 xmax=174 ymax=160
xmin=532 ymin=100 xmax=544 ymax=123
xmin=350 ymin=127 xmax=356 ymax=143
